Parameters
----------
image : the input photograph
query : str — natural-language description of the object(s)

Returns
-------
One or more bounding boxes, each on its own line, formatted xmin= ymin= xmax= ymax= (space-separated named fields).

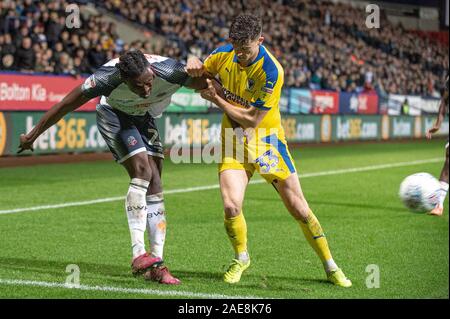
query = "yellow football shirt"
xmin=203 ymin=43 xmax=296 ymax=181
xmin=203 ymin=43 xmax=285 ymax=141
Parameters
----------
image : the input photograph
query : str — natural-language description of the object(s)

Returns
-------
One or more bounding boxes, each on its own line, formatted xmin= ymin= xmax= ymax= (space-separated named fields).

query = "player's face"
xmin=127 ymin=67 xmax=155 ymax=98
xmin=231 ymin=36 xmax=264 ymax=66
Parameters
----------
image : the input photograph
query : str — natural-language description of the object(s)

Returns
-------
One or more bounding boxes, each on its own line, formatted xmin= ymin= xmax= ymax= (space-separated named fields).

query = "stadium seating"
xmin=0 ymin=0 xmax=448 ymax=96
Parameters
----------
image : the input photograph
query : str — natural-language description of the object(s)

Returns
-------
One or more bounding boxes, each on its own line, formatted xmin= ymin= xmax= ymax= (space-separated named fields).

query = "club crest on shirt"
xmin=127 ymin=136 xmax=138 ymax=146
xmin=246 ymin=78 xmax=255 ymax=91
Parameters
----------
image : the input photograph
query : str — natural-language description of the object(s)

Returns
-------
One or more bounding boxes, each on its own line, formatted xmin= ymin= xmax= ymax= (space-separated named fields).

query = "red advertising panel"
xmin=311 ymin=90 xmax=339 ymax=114
xmin=357 ymin=93 xmax=379 ymax=114
xmin=0 ymin=73 xmax=99 ymax=111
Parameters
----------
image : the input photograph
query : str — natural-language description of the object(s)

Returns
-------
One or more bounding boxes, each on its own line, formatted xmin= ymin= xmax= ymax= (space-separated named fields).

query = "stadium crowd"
xmin=0 ymin=0 xmax=123 ymax=76
xmin=102 ymin=0 xmax=448 ymax=96
xmin=0 ymin=0 xmax=448 ymax=96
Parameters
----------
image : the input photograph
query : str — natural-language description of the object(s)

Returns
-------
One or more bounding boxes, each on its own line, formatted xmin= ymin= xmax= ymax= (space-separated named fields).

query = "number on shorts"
xmin=255 ymin=149 xmax=279 ymax=173
xmin=147 ymin=129 xmax=162 ymax=146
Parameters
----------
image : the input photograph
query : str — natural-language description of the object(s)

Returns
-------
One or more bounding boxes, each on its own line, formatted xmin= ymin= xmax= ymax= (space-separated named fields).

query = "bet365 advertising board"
xmin=0 ymin=112 xmax=447 ymax=157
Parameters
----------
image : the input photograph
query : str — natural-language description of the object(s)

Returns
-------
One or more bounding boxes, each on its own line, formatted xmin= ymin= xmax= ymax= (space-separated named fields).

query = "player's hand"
xmin=426 ymin=127 xmax=440 ymax=139
xmin=17 ymin=134 xmax=34 ymax=154
xmin=196 ymin=79 xmax=218 ymax=103
xmin=185 ymin=56 xmax=205 ymax=77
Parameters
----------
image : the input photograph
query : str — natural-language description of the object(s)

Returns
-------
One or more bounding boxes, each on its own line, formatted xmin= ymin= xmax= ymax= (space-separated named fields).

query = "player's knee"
xmin=293 ymin=208 xmax=310 ymax=222
xmin=148 ymin=174 xmax=162 ymax=194
xmin=289 ymin=200 xmax=310 ymax=222
xmin=223 ymin=202 xmax=242 ymax=218
xmin=132 ymin=161 xmax=152 ymax=181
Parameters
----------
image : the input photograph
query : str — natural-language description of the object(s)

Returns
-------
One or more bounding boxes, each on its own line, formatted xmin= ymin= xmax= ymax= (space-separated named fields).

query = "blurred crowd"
xmin=102 ymin=0 xmax=448 ymax=96
xmin=0 ymin=0 xmax=123 ymax=76
xmin=1 ymin=0 xmax=448 ymax=96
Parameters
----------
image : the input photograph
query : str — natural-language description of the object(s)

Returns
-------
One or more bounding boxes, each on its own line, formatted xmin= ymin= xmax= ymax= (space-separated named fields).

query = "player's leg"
xmin=429 ymin=142 xmax=449 ymax=216
xmin=143 ymin=155 xmax=180 ymax=284
xmin=219 ymin=168 xmax=252 ymax=283
xmin=135 ymin=116 xmax=168 ymax=260
xmin=145 ymin=155 xmax=165 ymax=259
xmin=121 ymin=153 xmax=157 ymax=267
xmin=253 ymin=134 xmax=351 ymax=287
xmin=96 ymin=104 xmax=161 ymax=275
xmin=127 ymin=113 xmax=179 ymax=284
xmin=272 ymin=173 xmax=351 ymax=287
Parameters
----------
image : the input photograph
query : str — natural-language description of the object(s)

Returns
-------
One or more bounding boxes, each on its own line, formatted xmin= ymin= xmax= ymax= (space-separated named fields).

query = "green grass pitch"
xmin=0 ymin=139 xmax=448 ymax=299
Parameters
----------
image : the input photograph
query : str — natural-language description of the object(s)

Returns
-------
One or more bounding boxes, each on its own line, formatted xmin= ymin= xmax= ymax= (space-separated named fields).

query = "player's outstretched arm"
xmin=426 ymin=90 xmax=448 ymax=139
xmin=18 ymin=85 xmax=91 ymax=153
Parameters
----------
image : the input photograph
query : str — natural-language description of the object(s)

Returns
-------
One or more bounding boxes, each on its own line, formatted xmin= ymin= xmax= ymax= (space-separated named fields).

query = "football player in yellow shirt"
xmin=186 ymin=14 xmax=351 ymax=287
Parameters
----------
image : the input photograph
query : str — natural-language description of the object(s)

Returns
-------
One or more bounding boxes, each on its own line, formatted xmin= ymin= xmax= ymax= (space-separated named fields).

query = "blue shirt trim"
xmin=261 ymin=51 xmax=279 ymax=89
xmin=211 ymin=43 xmax=233 ymax=55
xmin=251 ymin=98 xmax=271 ymax=110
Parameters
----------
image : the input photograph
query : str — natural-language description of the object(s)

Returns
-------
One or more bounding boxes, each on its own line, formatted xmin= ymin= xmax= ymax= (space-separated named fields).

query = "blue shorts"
xmin=96 ymin=104 xmax=164 ymax=163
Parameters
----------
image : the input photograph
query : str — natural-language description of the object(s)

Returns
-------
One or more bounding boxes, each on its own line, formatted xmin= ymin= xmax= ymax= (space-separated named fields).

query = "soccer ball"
xmin=399 ymin=173 xmax=441 ymax=212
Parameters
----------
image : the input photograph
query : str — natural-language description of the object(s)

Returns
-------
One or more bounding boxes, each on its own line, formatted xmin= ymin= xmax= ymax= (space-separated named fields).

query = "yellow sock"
xmin=224 ymin=212 xmax=248 ymax=260
xmin=298 ymin=210 xmax=334 ymax=266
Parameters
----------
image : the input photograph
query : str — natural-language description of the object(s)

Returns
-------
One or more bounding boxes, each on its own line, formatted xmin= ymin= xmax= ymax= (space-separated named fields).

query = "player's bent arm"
xmin=427 ymin=91 xmax=448 ymax=136
xmin=197 ymin=79 xmax=267 ymax=129
xmin=184 ymin=76 xmax=208 ymax=90
xmin=436 ymin=90 xmax=449 ymax=127
xmin=215 ymin=95 xmax=268 ymax=129
xmin=18 ymin=85 xmax=91 ymax=152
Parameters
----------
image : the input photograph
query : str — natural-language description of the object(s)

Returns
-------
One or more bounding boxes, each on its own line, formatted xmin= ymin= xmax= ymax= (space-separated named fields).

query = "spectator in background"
xmin=87 ymin=43 xmax=107 ymax=70
xmin=1 ymin=54 xmax=15 ymax=71
xmin=73 ymin=49 xmax=91 ymax=74
xmin=15 ymin=26 xmax=30 ymax=48
xmin=35 ymin=50 xmax=53 ymax=73
xmin=52 ymin=42 xmax=65 ymax=65
xmin=30 ymin=24 xmax=47 ymax=45
xmin=45 ymin=11 xmax=64 ymax=47
xmin=15 ymin=37 xmax=35 ymax=72
xmin=401 ymin=98 xmax=410 ymax=115
xmin=54 ymin=52 xmax=75 ymax=76
xmin=1 ymin=33 xmax=16 ymax=57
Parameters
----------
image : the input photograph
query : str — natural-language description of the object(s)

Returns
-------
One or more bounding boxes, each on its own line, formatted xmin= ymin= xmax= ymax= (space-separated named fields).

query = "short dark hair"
xmin=229 ymin=14 xmax=262 ymax=44
xmin=116 ymin=50 xmax=150 ymax=80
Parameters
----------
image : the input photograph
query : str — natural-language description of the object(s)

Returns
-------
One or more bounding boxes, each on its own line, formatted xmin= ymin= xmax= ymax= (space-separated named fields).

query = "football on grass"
xmin=399 ymin=173 xmax=441 ymax=212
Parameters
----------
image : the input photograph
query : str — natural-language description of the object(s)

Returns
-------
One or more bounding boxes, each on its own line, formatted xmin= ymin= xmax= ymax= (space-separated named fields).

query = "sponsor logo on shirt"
xmin=223 ymin=88 xmax=250 ymax=108
xmin=261 ymin=86 xmax=273 ymax=94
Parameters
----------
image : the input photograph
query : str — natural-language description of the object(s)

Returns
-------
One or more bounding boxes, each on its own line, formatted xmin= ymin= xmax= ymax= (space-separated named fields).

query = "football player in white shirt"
xmin=18 ymin=50 xmax=221 ymax=284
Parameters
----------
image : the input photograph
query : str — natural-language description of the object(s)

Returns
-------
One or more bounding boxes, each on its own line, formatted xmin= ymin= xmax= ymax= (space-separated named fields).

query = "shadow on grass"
xmin=246 ymin=195 xmax=401 ymax=213
xmin=309 ymin=200 xmax=402 ymax=214
xmin=0 ymin=256 xmax=330 ymax=294
xmin=0 ymin=256 xmax=129 ymax=279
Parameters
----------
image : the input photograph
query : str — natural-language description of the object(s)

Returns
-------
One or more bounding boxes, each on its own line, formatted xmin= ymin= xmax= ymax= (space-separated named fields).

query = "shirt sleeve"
xmin=151 ymin=58 xmax=189 ymax=86
xmin=250 ymin=65 xmax=284 ymax=111
xmin=203 ymin=44 xmax=233 ymax=77
xmin=80 ymin=65 xmax=122 ymax=99
xmin=203 ymin=53 xmax=218 ymax=77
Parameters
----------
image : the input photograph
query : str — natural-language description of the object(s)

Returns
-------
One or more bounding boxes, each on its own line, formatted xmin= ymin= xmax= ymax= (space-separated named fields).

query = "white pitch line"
xmin=0 ymin=278 xmax=262 ymax=299
xmin=0 ymin=157 xmax=442 ymax=215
